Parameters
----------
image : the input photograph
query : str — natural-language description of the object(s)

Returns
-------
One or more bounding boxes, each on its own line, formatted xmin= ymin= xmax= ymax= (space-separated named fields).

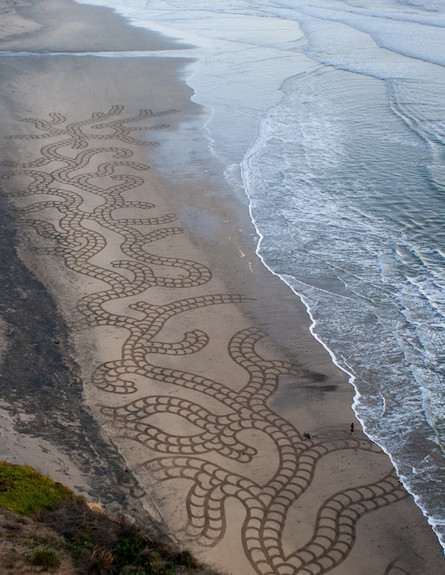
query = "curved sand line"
xmin=0 ymin=106 xmax=438 ymax=575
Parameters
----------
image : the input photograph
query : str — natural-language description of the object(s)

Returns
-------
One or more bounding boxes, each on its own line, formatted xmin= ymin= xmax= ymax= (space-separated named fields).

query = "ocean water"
xmin=75 ymin=0 xmax=445 ymax=550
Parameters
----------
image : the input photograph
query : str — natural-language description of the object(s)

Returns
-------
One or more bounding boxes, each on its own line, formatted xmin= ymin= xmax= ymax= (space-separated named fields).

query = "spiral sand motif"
xmin=1 ymin=106 xmax=411 ymax=575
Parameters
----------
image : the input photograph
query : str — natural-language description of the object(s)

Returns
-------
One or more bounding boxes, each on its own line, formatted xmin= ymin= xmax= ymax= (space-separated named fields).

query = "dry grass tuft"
xmin=0 ymin=463 xmax=222 ymax=575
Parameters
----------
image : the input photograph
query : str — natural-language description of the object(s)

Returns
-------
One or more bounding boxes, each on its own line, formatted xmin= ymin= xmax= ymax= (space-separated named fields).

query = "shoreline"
xmin=0 ymin=0 xmax=444 ymax=573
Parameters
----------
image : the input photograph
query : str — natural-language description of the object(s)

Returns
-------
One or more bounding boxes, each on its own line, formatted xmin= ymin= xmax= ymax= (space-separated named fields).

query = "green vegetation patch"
xmin=27 ymin=549 xmax=61 ymax=568
xmin=0 ymin=462 xmax=72 ymax=515
xmin=0 ymin=462 xmax=215 ymax=574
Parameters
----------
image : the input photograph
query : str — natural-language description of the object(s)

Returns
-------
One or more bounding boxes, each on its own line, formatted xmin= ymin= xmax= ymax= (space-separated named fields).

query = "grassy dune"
xmin=0 ymin=462 xmax=219 ymax=575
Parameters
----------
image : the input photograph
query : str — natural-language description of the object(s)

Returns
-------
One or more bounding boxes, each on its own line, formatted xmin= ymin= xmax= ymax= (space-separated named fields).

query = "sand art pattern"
xmin=2 ymin=107 xmax=410 ymax=575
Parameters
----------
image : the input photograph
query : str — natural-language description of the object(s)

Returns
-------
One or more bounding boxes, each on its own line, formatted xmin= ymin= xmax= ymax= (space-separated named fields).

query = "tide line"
xmin=0 ymin=50 xmax=194 ymax=58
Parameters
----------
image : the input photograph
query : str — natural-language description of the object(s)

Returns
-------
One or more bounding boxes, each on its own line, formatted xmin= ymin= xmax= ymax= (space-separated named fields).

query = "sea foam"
xmin=75 ymin=0 xmax=445 ymax=550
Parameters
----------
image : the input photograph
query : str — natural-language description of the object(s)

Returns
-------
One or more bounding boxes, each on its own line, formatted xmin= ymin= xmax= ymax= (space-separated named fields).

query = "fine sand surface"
xmin=0 ymin=1 xmax=444 ymax=574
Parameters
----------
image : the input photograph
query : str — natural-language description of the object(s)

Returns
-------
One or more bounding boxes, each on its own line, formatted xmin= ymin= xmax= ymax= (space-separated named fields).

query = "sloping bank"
xmin=0 ymin=461 xmax=220 ymax=574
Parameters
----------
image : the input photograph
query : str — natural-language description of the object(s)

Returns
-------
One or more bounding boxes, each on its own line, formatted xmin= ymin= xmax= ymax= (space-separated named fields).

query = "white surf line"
xmin=379 ymin=392 xmax=387 ymax=416
xmin=0 ymin=50 xmax=195 ymax=58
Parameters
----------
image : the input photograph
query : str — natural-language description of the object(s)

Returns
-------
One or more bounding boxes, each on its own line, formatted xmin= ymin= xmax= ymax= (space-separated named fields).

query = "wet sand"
xmin=0 ymin=1 xmax=444 ymax=573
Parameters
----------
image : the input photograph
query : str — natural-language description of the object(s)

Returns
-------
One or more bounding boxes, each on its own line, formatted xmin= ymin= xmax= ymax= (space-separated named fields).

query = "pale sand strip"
xmin=0 ymin=1 xmax=444 ymax=574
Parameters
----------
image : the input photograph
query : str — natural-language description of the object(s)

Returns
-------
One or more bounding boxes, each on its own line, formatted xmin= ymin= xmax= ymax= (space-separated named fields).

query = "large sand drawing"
xmin=1 ymin=106 xmax=410 ymax=575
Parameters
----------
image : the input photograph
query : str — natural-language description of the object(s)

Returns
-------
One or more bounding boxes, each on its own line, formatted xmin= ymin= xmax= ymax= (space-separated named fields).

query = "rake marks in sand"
xmin=2 ymin=106 xmax=408 ymax=575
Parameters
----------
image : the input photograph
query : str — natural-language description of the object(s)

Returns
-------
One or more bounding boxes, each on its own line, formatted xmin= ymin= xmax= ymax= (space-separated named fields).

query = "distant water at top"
xmin=76 ymin=0 xmax=445 ymax=550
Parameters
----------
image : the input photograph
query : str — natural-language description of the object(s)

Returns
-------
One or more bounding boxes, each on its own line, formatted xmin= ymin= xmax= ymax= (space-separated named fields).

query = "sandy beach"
xmin=0 ymin=1 xmax=444 ymax=573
